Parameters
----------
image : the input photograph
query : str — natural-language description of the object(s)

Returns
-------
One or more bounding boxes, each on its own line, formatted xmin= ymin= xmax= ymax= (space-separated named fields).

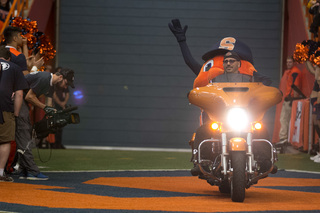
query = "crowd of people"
xmin=0 ymin=26 xmax=75 ymax=182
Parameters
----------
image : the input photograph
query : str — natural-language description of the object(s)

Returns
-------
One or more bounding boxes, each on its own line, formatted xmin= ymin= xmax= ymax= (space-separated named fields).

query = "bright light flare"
xmin=254 ymin=122 xmax=262 ymax=130
xmin=227 ymin=108 xmax=249 ymax=131
xmin=73 ymin=90 xmax=83 ymax=99
xmin=211 ymin=122 xmax=219 ymax=130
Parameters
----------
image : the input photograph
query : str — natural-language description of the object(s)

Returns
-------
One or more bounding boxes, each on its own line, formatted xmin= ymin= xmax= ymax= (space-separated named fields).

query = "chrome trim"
xmin=221 ymin=133 xmax=228 ymax=175
xmin=198 ymin=138 xmax=220 ymax=163
xmin=247 ymin=132 xmax=253 ymax=174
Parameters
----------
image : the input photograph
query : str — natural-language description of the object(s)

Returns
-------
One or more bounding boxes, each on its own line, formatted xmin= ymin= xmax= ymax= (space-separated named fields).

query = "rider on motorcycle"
xmin=190 ymin=51 xmax=272 ymax=176
xmin=168 ymin=19 xmax=274 ymax=177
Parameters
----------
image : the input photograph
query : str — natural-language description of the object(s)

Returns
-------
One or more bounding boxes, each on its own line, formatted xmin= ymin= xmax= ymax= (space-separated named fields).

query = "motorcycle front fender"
xmin=230 ymin=137 xmax=247 ymax=151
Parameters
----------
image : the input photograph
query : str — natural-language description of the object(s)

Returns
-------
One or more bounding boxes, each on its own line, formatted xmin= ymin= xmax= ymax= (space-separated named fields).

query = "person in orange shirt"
xmin=277 ymin=56 xmax=302 ymax=146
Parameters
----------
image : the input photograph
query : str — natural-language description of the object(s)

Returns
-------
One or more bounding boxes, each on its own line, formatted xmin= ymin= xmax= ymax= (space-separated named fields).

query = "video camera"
xmin=34 ymin=106 xmax=80 ymax=139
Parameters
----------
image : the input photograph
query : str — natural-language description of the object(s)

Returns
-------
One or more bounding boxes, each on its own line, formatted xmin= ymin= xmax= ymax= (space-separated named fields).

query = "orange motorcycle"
xmin=188 ymin=82 xmax=282 ymax=202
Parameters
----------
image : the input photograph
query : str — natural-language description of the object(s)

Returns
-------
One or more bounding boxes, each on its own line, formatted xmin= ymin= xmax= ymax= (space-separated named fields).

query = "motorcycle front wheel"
xmin=230 ymin=151 xmax=246 ymax=202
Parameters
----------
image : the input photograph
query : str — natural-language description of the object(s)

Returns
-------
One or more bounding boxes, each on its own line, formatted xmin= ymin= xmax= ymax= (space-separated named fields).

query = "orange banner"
xmin=289 ymin=99 xmax=310 ymax=151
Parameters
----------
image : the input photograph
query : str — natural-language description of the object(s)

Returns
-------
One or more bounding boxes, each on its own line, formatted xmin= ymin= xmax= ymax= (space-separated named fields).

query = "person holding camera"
xmin=16 ymin=68 xmax=74 ymax=180
xmin=52 ymin=67 xmax=72 ymax=149
xmin=0 ymin=46 xmax=28 ymax=182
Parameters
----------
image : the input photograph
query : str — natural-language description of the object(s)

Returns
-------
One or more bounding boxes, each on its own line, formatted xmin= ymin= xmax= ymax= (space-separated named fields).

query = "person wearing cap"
xmin=190 ymin=51 xmax=259 ymax=176
xmin=223 ymin=51 xmax=241 ymax=72
xmin=15 ymin=68 xmax=75 ymax=180
xmin=211 ymin=51 xmax=252 ymax=82
xmin=169 ymin=20 xmax=273 ymax=176
xmin=168 ymin=19 xmax=272 ymax=87
xmin=52 ymin=67 xmax=72 ymax=149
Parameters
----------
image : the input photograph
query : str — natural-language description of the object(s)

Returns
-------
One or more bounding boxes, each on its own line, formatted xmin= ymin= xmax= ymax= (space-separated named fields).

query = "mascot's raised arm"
xmin=168 ymin=19 xmax=272 ymax=88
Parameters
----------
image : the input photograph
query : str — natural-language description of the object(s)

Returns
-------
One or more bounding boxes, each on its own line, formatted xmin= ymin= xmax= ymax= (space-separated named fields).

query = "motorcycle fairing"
xmin=188 ymin=82 xmax=282 ymax=123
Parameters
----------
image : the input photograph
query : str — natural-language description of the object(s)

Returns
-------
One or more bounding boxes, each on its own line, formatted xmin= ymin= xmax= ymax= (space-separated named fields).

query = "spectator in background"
xmin=3 ymin=26 xmax=44 ymax=75
xmin=0 ymin=0 xmax=11 ymax=30
xmin=52 ymin=67 xmax=72 ymax=149
xmin=0 ymin=0 xmax=10 ymax=11
xmin=305 ymin=61 xmax=320 ymax=162
xmin=0 ymin=45 xmax=28 ymax=182
xmin=276 ymin=56 xmax=302 ymax=146
xmin=3 ymin=26 xmax=28 ymax=75
xmin=309 ymin=0 xmax=320 ymax=38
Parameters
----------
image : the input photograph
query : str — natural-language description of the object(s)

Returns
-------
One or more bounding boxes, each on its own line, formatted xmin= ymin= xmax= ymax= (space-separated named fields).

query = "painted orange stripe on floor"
xmin=85 ymin=176 xmax=212 ymax=194
xmin=84 ymin=177 xmax=320 ymax=193
xmin=0 ymin=177 xmax=320 ymax=212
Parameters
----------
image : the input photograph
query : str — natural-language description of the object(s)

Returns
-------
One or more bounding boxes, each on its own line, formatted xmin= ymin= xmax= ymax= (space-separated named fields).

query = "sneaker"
xmin=0 ymin=175 xmax=14 ymax=182
xmin=18 ymin=172 xmax=27 ymax=180
xmin=276 ymin=139 xmax=287 ymax=146
xmin=310 ymin=152 xmax=320 ymax=161
xmin=26 ymin=172 xmax=49 ymax=180
xmin=314 ymin=157 xmax=320 ymax=163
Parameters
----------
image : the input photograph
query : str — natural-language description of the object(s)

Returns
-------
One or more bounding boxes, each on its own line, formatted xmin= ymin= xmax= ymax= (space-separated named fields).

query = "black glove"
xmin=168 ymin=19 xmax=188 ymax=42
xmin=44 ymin=106 xmax=56 ymax=115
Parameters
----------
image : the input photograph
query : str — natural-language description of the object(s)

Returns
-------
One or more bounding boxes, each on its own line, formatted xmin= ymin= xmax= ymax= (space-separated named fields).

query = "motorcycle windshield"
xmin=188 ymin=82 xmax=282 ymax=123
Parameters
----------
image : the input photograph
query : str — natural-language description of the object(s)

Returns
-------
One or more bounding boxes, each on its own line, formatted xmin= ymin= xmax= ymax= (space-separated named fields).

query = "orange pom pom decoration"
xmin=36 ymin=34 xmax=56 ymax=62
xmin=9 ymin=17 xmax=56 ymax=63
xmin=293 ymin=43 xmax=309 ymax=63
xmin=313 ymin=56 xmax=320 ymax=66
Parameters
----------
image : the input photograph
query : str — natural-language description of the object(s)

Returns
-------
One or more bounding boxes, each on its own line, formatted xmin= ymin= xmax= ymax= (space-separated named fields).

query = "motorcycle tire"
xmin=230 ymin=151 xmax=246 ymax=202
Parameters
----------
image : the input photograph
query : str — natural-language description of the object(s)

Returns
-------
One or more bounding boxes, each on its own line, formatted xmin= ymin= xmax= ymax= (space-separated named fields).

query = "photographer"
xmin=16 ymin=68 xmax=74 ymax=180
xmin=52 ymin=67 xmax=72 ymax=149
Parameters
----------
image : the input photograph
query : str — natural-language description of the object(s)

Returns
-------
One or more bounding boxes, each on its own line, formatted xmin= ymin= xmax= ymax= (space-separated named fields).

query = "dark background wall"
xmin=57 ymin=0 xmax=283 ymax=148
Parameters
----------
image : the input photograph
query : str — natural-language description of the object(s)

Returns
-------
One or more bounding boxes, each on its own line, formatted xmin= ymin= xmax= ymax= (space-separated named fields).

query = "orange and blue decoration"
xmin=293 ymin=40 xmax=320 ymax=66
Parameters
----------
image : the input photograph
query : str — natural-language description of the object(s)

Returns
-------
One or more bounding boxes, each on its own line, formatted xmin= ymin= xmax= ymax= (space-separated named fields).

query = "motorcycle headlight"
xmin=226 ymin=108 xmax=249 ymax=131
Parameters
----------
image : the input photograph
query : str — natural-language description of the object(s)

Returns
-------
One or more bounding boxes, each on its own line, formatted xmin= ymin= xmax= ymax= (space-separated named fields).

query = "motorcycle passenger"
xmin=191 ymin=51 xmax=272 ymax=176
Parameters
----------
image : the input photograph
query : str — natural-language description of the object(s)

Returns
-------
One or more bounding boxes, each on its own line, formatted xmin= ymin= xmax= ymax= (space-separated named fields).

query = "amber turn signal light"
xmin=253 ymin=122 xmax=262 ymax=130
xmin=211 ymin=122 xmax=220 ymax=131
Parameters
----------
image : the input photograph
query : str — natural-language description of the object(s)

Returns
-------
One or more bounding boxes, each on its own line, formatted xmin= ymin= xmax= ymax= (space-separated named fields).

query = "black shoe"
xmin=275 ymin=139 xmax=287 ymax=146
xmin=271 ymin=165 xmax=278 ymax=174
xmin=190 ymin=164 xmax=201 ymax=176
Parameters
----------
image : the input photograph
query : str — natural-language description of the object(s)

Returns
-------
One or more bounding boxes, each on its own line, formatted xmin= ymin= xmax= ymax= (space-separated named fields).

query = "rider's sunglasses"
xmin=223 ymin=59 xmax=237 ymax=64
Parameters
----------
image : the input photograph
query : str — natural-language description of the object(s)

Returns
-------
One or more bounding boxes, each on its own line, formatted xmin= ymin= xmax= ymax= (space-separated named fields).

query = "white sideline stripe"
xmin=65 ymin=145 xmax=190 ymax=152
xmin=283 ymin=169 xmax=320 ymax=174
xmin=44 ymin=169 xmax=320 ymax=174
xmin=44 ymin=169 xmax=190 ymax=173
